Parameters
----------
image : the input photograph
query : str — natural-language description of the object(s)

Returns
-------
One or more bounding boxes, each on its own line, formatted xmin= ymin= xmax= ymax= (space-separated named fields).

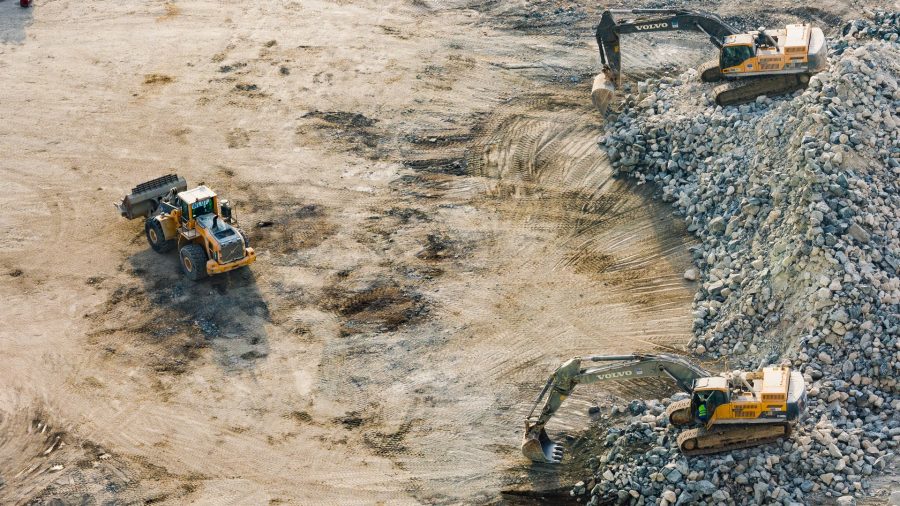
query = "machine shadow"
xmin=125 ymin=248 xmax=270 ymax=372
xmin=0 ymin=1 xmax=32 ymax=44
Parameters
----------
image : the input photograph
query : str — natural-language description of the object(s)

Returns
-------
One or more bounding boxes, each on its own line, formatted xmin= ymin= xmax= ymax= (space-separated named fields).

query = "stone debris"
xmin=577 ymin=12 xmax=899 ymax=506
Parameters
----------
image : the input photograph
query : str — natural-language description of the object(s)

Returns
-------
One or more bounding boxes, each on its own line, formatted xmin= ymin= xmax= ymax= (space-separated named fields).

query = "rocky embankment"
xmin=575 ymin=12 xmax=900 ymax=506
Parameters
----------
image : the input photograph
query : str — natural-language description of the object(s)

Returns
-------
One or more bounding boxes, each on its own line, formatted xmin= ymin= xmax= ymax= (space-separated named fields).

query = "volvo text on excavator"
xmin=522 ymin=354 xmax=807 ymax=463
xmin=590 ymin=9 xmax=828 ymax=112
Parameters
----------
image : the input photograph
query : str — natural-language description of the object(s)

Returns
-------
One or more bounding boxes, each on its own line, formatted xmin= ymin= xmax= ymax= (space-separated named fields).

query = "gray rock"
xmin=695 ymin=480 xmax=716 ymax=496
xmin=847 ymin=223 xmax=871 ymax=243
xmin=662 ymin=490 xmax=677 ymax=503
xmin=666 ymin=469 xmax=683 ymax=484
xmin=708 ymin=216 xmax=726 ymax=234
xmin=684 ymin=267 xmax=700 ymax=281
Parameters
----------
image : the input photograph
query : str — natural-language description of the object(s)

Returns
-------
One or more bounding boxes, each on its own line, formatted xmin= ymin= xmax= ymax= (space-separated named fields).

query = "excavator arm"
xmin=522 ymin=353 xmax=709 ymax=463
xmin=595 ymin=9 xmax=739 ymax=86
xmin=590 ymin=9 xmax=738 ymax=112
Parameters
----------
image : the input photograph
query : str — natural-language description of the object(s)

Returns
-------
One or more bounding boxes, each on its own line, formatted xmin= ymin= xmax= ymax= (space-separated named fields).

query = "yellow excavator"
xmin=591 ymin=9 xmax=828 ymax=111
xmin=522 ymin=354 xmax=807 ymax=462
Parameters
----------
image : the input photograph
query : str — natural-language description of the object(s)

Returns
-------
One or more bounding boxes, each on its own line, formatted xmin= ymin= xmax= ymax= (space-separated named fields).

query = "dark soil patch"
xmin=86 ymin=255 xmax=270 ymax=374
xmin=218 ymin=62 xmax=247 ymax=73
xmin=416 ymin=233 xmax=459 ymax=261
xmin=303 ymin=110 xmax=376 ymax=128
xmin=403 ymin=157 xmax=468 ymax=176
xmin=298 ymin=110 xmax=382 ymax=157
xmin=320 ymin=280 xmax=427 ymax=335
xmin=248 ymin=203 xmax=337 ymax=253
xmin=334 ymin=412 xmax=367 ymax=429
xmin=404 ymin=133 xmax=473 ymax=146
xmin=386 ymin=207 xmax=431 ymax=224
xmin=363 ymin=419 xmax=418 ymax=456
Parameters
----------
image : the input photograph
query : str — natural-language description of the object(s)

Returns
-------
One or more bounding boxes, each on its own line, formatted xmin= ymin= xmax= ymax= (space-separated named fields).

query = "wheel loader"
xmin=590 ymin=9 xmax=828 ymax=112
xmin=522 ymin=354 xmax=807 ymax=462
xmin=116 ymin=174 xmax=256 ymax=280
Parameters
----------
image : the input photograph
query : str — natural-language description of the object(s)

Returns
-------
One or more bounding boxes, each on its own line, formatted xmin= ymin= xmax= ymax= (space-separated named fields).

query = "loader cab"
xmin=720 ymin=34 xmax=757 ymax=72
xmin=176 ymin=186 xmax=219 ymax=224
xmin=692 ymin=377 xmax=730 ymax=422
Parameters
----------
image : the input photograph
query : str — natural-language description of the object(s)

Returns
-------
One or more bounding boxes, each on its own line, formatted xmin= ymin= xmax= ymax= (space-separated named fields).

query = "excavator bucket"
xmin=591 ymin=72 xmax=617 ymax=114
xmin=116 ymin=174 xmax=187 ymax=220
xmin=522 ymin=423 xmax=563 ymax=464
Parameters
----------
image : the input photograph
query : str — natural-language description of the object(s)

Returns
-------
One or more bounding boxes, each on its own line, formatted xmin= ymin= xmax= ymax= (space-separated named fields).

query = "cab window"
xmin=721 ymin=44 xmax=754 ymax=69
xmin=181 ymin=201 xmax=190 ymax=222
xmin=191 ymin=198 xmax=215 ymax=217
xmin=694 ymin=390 xmax=729 ymax=413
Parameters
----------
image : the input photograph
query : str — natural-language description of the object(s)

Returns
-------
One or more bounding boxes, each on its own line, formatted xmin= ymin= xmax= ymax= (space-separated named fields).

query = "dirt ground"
xmin=0 ymin=0 xmax=880 ymax=504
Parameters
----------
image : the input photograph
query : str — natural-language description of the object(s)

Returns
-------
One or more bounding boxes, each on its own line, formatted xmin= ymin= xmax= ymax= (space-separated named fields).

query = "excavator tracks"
xmin=677 ymin=423 xmax=791 ymax=456
xmin=696 ymin=59 xmax=723 ymax=83
xmin=665 ymin=399 xmax=693 ymax=427
xmin=712 ymin=73 xmax=811 ymax=106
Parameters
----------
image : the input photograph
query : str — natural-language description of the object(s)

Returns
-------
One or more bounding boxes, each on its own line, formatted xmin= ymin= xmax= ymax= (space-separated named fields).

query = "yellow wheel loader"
xmin=522 ymin=354 xmax=807 ymax=462
xmin=591 ymin=9 xmax=828 ymax=112
xmin=116 ymin=174 xmax=256 ymax=280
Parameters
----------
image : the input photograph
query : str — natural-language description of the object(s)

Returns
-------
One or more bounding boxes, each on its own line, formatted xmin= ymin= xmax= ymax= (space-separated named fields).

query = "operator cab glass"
xmin=721 ymin=44 xmax=755 ymax=69
xmin=191 ymin=198 xmax=215 ymax=218
xmin=693 ymin=389 xmax=730 ymax=416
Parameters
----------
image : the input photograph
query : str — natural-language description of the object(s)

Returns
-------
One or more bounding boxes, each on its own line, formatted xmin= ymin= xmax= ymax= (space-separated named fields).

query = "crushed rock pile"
xmin=575 ymin=13 xmax=899 ymax=506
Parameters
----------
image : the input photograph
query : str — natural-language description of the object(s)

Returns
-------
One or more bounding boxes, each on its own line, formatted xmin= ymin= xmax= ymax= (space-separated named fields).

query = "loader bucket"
xmin=591 ymin=72 xmax=616 ymax=114
xmin=116 ymin=174 xmax=187 ymax=220
xmin=522 ymin=424 xmax=563 ymax=464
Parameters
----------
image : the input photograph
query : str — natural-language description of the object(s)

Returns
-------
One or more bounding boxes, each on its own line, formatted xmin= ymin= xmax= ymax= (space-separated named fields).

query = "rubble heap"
xmin=578 ymin=13 xmax=899 ymax=506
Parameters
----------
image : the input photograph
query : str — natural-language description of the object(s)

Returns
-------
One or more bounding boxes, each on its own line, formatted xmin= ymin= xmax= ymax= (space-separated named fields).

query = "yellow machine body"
xmin=694 ymin=366 xmax=799 ymax=429
xmin=162 ymin=186 xmax=256 ymax=276
xmin=719 ymin=25 xmax=826 ymax=76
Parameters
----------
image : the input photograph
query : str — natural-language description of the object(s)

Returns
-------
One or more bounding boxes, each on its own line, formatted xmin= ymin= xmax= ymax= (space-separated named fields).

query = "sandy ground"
xmin=0 ymin=0 xmax=881 ymax=504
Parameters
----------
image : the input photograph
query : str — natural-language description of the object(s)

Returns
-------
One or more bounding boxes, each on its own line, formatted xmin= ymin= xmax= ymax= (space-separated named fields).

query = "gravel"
xmin=576 ymin=12 xmax=899 ymax=505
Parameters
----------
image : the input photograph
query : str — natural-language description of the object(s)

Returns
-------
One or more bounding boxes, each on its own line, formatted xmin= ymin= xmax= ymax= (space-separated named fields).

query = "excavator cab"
xmin=691 ymin=377 xmax=730 ymax=423
xmin=720 ymin=42 xmax=755 ymax=70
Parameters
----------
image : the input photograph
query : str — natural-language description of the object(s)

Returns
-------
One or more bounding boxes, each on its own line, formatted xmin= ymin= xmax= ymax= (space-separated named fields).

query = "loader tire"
xmin=145 ymin=219 xmax=175 ymax=253
xmin=179 ymin=244 xmax=208 ymax=281
xmin=238 ymin=229 xmax=250 ymax=248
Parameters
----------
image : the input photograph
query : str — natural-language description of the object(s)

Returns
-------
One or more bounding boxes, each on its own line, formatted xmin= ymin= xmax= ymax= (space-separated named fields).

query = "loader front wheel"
xmin=146 ymin=219 xmax=175 ymax=253
xmin=179 ymin=244 xmax=209 ymax=281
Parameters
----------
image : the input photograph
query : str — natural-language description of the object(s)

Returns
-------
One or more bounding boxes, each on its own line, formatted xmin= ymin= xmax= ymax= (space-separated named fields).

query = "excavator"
xmin=522 ymin=354 xmax=807 ymax=463
xmin=590 ymin=9 xmax=828 ymax=111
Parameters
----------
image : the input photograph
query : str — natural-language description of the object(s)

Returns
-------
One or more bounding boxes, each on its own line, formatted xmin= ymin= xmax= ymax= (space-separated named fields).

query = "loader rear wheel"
xmin=145 ymin=219 xmax=174 ymax=253
xmin=180 ymin=244 xmax=208 ymax=281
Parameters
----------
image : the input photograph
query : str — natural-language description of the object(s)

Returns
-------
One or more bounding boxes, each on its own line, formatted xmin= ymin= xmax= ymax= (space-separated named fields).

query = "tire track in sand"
xmin=329 ymin=85 xmax=698 ymax=501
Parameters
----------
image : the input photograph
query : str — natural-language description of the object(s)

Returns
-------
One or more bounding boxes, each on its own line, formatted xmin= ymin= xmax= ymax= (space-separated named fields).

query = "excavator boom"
xmin=522 ymin=354 xmax=708 ymax=463
xmin=596 ymin=9 xmax=738 ymax=86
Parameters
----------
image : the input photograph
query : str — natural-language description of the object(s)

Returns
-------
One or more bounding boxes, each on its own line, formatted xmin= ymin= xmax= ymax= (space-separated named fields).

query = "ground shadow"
xmin=96 ymin=247 xmax=272 ymax=373
xmin=0 ymin=1 xmax=33 ymax=44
